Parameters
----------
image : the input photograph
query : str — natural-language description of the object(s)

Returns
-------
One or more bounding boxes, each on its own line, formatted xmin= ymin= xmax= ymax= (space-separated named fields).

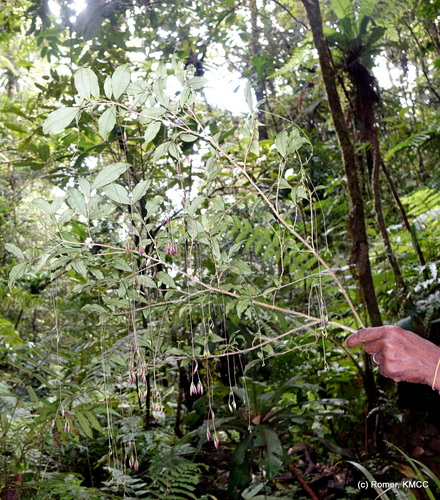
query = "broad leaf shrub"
xmin=1 ymin=60 xmax=399 ymax=498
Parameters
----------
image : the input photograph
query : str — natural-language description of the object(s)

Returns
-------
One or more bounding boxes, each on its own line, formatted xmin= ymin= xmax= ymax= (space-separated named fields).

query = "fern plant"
xmin=145 ymin=444 xmax=208 ymax=500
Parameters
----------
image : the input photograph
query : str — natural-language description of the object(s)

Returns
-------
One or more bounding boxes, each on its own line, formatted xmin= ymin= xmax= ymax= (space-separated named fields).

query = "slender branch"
xmin=270 ymin=0 xmax=309 ymax=31
xmin=205 ymin=136 xmax=365 ymax=328
xmin=58 ymin=236 xmax=357 ymax=334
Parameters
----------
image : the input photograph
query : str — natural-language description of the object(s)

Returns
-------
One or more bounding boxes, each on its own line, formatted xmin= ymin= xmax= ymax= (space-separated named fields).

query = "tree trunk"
xmin=381 ymin=160 xmax=428 ymax=279
xmin=301 ymin=0 xmax=385 ymax=453
xmin=249 ymin=0 xmax=268 ymax=140
xmin=369 ymin=129 xmax=408 ymax=297
xmin=300 ymin=0 xmax=382 ymax=328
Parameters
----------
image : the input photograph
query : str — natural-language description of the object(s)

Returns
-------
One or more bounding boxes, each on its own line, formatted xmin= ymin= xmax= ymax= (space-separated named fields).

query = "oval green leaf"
xmin=74 ymin=66 xmax=100 ymax=100
xmin=5 ymin=243 xmax=24 ymax=260
xmin=98 ymin=106 xmax=117 ymax=140
xmin=132 ymin=179 xmax=150 ymax=203
xmin=9 ymin=262 xmax=28 ymax=287
xmin=43 ymin=107 xmax=80 ymax=135
xmin=112 ymin=63 xmax=131 ymax=100
xmin=144 ymin=121 xmax=161 ymax=143
xmin=92 ymin=162 xmax=131 ymax=190
xmin=102 ymin=183 xmax=131 ymax=205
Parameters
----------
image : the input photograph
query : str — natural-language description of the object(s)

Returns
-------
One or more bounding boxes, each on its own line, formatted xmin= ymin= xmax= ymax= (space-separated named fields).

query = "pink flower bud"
xmin=214 ymin=434 xmax=220 ymax=449
xmin=165 ymin=241 xmax=178 ymax=256
xmin=206 ymin=428 xmax=212 ymax=441
xmin=197 ymin=381 xmax=203 ymax=395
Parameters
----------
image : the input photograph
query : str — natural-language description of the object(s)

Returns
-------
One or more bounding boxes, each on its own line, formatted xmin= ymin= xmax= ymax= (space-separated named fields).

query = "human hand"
xmin=345 ymin=326 xmax=440 ymax=389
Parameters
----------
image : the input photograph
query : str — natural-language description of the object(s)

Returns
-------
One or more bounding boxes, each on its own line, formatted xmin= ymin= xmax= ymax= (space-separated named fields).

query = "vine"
xmin=8 ymin=59 xmax=363 ymax=460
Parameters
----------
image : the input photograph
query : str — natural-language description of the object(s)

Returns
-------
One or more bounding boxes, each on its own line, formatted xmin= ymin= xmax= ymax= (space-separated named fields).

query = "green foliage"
xmin=1 ymin=0 xmax=440 ymax=498
xmin=348 ymin=442 xmax=440 ymax=500
xmin=146 ymin=445 xmax=208 ymax=499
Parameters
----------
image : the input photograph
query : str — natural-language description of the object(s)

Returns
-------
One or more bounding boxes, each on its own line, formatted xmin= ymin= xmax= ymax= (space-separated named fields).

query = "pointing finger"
xmin=345 ymin=327 xmax=386 ymax=348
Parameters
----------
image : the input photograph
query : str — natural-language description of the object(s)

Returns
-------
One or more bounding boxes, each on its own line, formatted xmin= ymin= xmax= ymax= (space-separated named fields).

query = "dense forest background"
xmin=1 ymin=0 xmax=440 ymax=498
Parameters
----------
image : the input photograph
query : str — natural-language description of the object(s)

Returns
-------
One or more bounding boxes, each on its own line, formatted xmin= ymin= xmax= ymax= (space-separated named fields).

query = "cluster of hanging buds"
xmin=152 ymin=403 xmax=164 ymax=420
xmin=128 ymin=364 xmax=136 ymax=385
xmin=228 ymin=392 xmax=237 ymax=413
xmin=189 ymin=379 xmax=204 ymax=395
xmin=128 ymin=455 xmax=139 ymax=471
xmin=152 ymin=388 xmax=164 ymax=419
xmin=165 ymin=241 xmax=178 ymax=256
xmin=206 ymin=408 xmax=220 ymax=449
xmin=128 ymin=346 xmax=149 ymax=384
xmin=165 ymin=215 xmax=178 ymax=255
xmin=206 ymin=428 xmax=220 ymax=449
xmin=213 ymin=433 xmax=220 ymax=449
xmin=60 ymin=406 xmax=71 ymax=433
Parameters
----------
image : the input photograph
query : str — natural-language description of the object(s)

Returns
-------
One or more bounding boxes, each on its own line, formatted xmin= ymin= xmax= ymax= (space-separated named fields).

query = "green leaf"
xmin=244 ymin=359 xmax=262 ymax=375
xmin=241 ymin=483 xmax=265 ymax=500
xmin=359 ymin=0 xmax=379 ymax=19
xmin=156 ymin=271 xmax=177 ymax=289
xmin=346 ymin=461 xmax=390 ymax=500
xmin=78 ymin=178 xmax=91 ymax=198
xmin=249 ymin=136 xmax=259 ymax=156
xmin=187 ymin=76 xmax=208 ymax=90
xmin=260 ymin=454 xmax=283 ymax=479
xmin=275 ymin=130 xmax=288 ymax=157
xmin=236 ymin=297 xmax=251 ymax=317
xmin=38 ymin=144 xmax=50 ymax=161
xmin=179 ymin=86 xmax=194 ymax=107
xmin=102 ymin=183 xmax=131 ymax=204
xmin=186 ymin=196 xmax=205 ymax=217
xmin=67 ymin=187 xmax=88 ymax=217
xmin=146 ymin=196 xmax=163 ymax=215
xmin=180 ymin=133 xmax=198 ymax=142
xmin=5 ymin=243 xmax=24 ymax=259
xmin=32 ymin=198 xmax=53 ymax=215
xmin=141 ymin=107 xmax=166 ymax=123
xmin=112 ymin=63 xmax=131 ymax=100
xmin=104 ymin=75 xmax=113 ymax=99
xmin=113 ymin=257 xmax=132 ymax=272
xmin=4 ymin=122 xmax=26 ymax=133
xmin=136 ymin=275 xmax=157 ymax=288
xmin=92 ymin=162 xmax=130 ymax=190
xmin=9 ymin=262 xmax=28 ymax=287
xmin=71 ymin=259 xmax=88 ymax=278
xmin=168 ymin=142 xmax=180 ymax=159
xmin=208 ymin=332 xmax=225 ymax=343
xmin=230 ymin=259 xmax=253 ymax=275
xmin=331 ymin=0 xmax=355 ymax=22
xmin=275 ymin=129 xmax=307 ymax=157
xmin=43 ymin=107 xmax=80 ymax=134
xmin=153 ymin=77 xmax=169 ymax=106
xmin=132 ymin=179 xmax=150 ymax=203
xmin=152 ymin=142 xmax=170 ymax=163
xmin=84 ymin=410 xmax=103 ymax=433
xmin=82 ymin=304 xmax=108 ymax=315
xmin=74 ymin=66 xmax=100 ymax=100
xmin=144 ymin=120 xmax=162 ymax=143
xmin=244 ymin=80 xmax=254 ymax=113
xmin=98 ymin=106 xmax=117 ymax=140
xmin=75 ymin=411 xmax=94 ymax=439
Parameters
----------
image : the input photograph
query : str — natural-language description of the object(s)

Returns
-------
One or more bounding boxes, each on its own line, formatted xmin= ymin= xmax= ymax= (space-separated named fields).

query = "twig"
xmin=291 ymin=466 xmax=319 ymax=500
